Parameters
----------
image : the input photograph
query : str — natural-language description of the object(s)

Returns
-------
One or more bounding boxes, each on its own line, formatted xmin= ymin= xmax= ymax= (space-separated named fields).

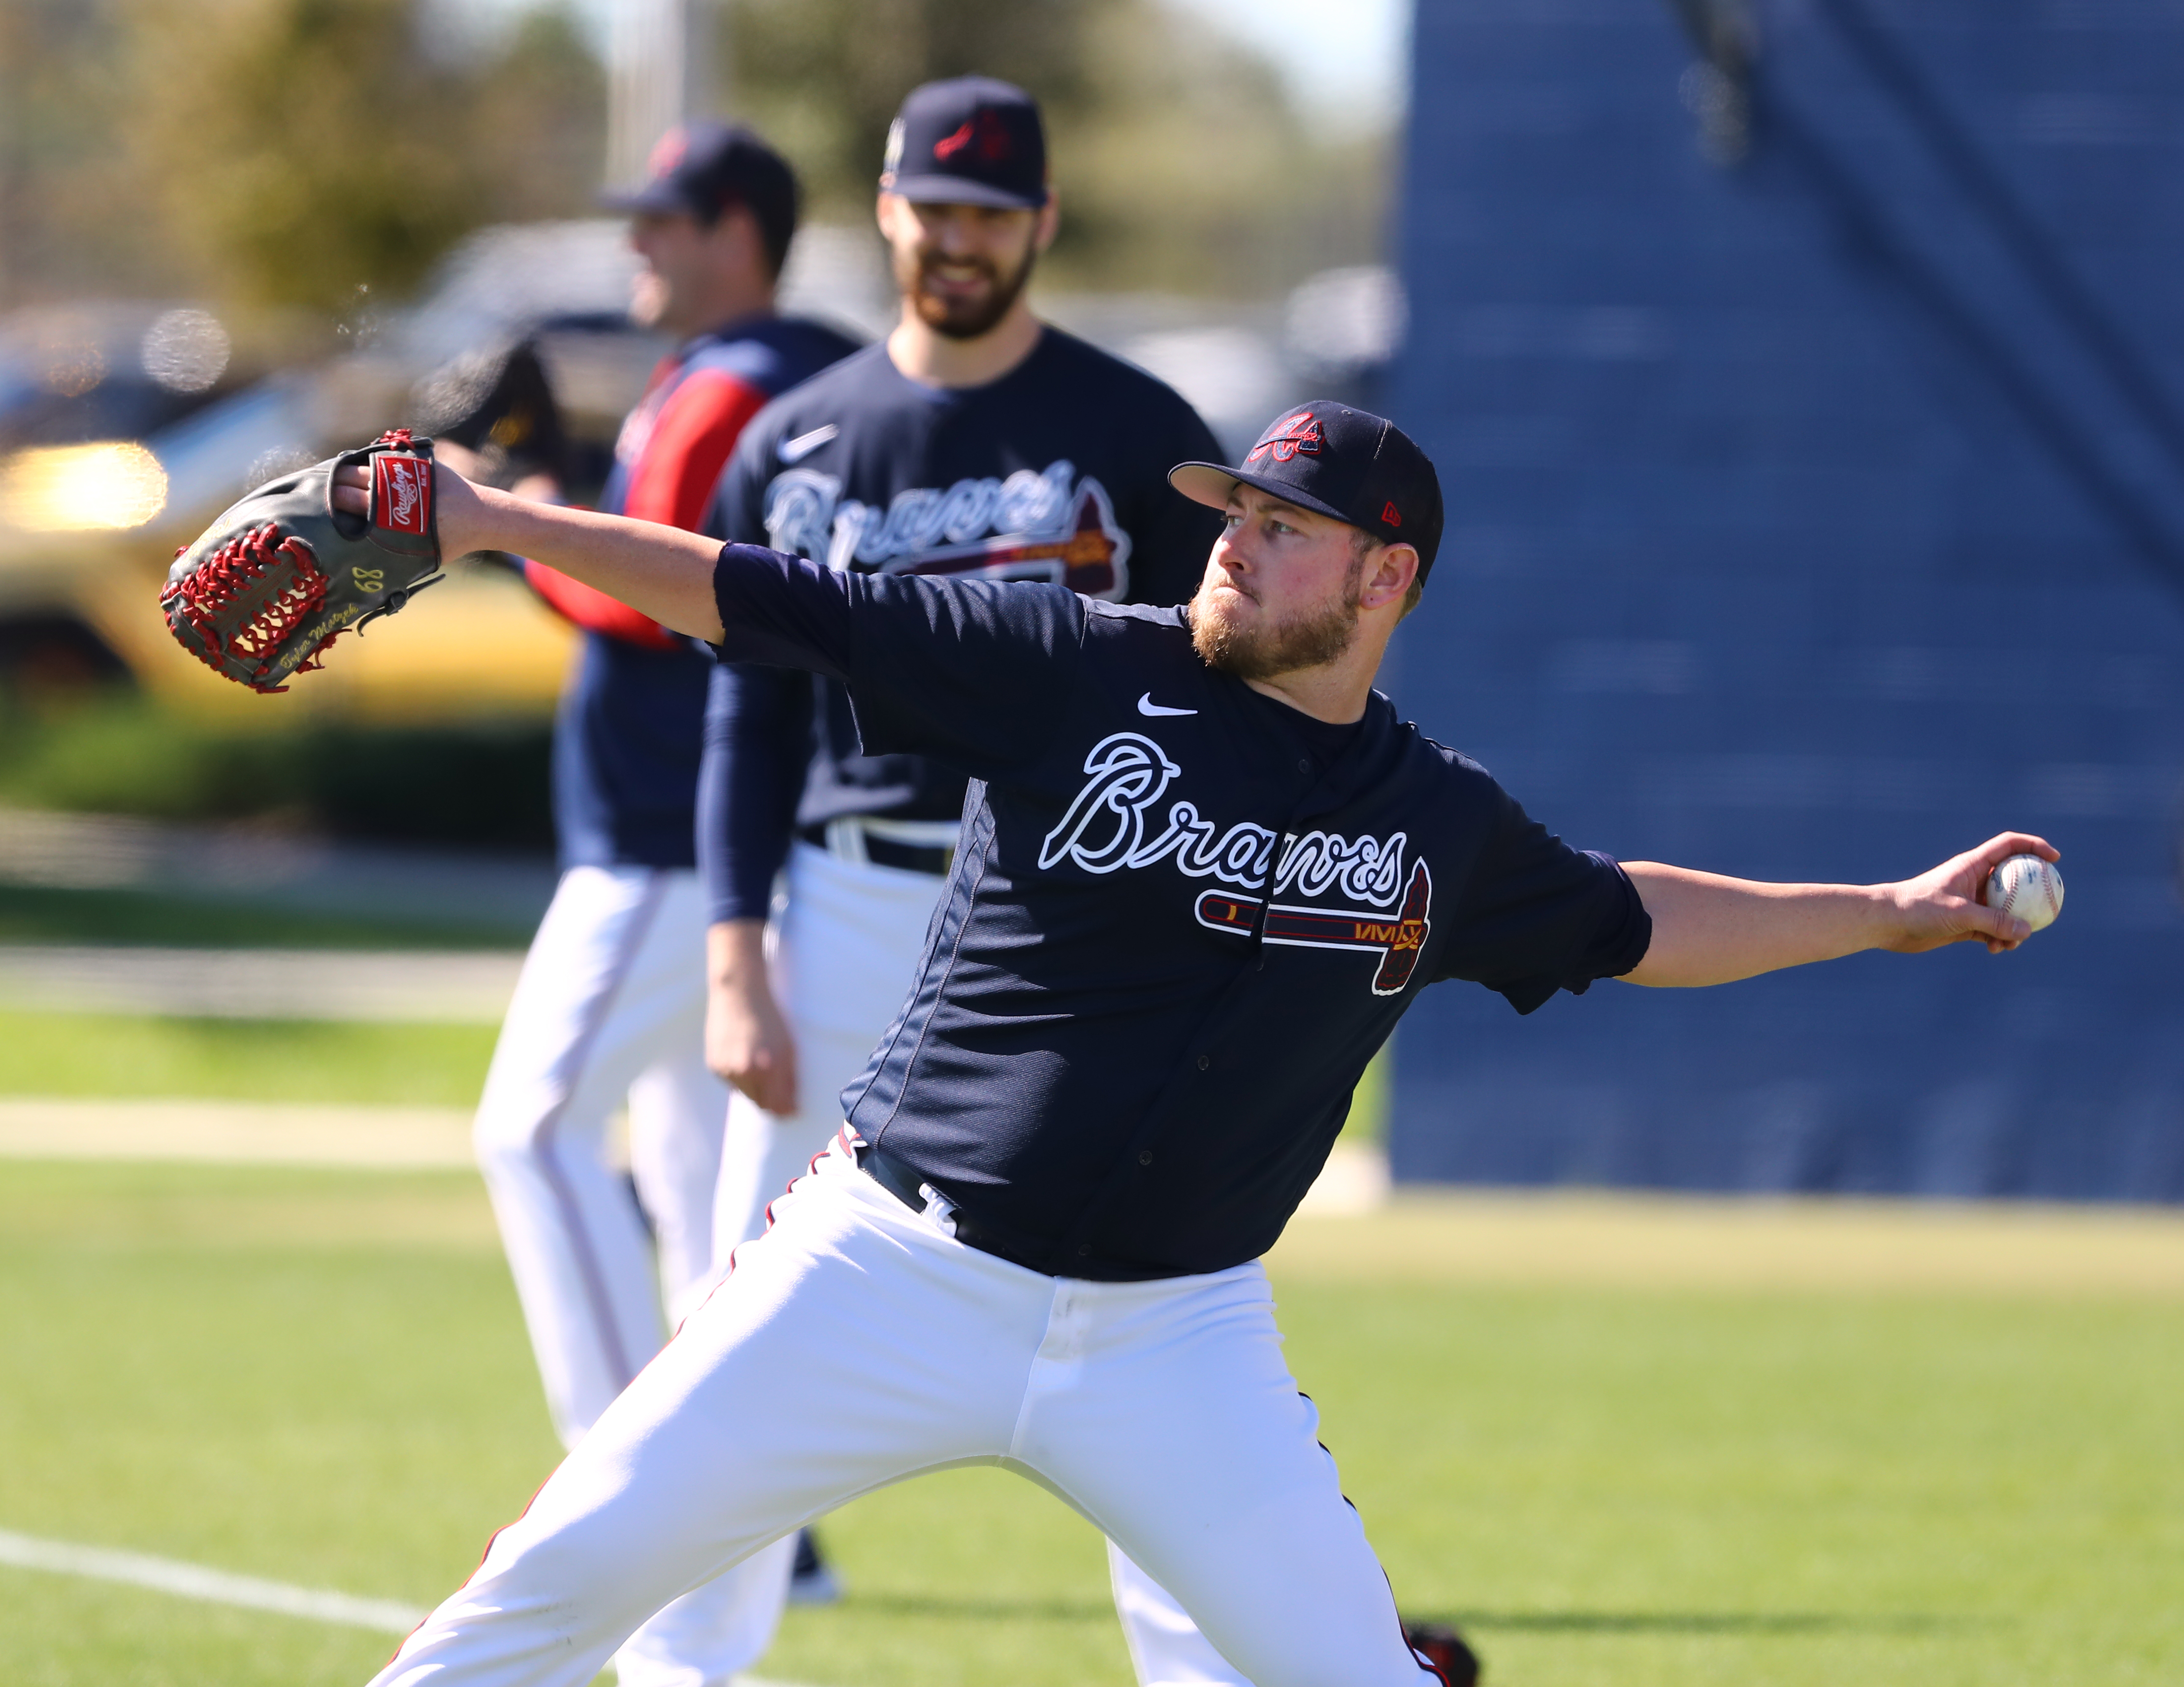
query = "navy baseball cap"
xmin=602 ymin=122 xmax=799 ymax=266
xmin=881 ymin=77 xmax=1049 ymax=210
xmin=1171 ymin=401 xmax=1446 ymax=580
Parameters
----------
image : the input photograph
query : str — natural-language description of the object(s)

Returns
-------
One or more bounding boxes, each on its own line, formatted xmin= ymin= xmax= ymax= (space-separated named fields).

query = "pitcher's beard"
xmin=900 ymin=241 xmax=1038 ymax=340
xmin=1189 ymin=559 xmax=1365 ymax=681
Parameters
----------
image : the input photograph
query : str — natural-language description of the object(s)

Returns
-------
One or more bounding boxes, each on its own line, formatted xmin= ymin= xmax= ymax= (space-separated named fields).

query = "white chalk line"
xmin=0 ymin=1525 xmax=425 ymax=1632
xmin=0 ymin=1526 xmax=820 ymax=1683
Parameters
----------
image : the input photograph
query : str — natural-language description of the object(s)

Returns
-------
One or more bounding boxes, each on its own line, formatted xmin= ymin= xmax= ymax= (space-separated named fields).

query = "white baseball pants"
xmin=471 ymin=864 xmax=793 ymax=1686
xmin=369 ymin=1140 xmax=1442 ymax=1687
xmin=712 ymin=842 xmax=1252 ymax=1686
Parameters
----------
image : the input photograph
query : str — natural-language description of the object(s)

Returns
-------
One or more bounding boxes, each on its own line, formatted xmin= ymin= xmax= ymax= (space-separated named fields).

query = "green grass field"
xmin=0 ymin=1009 xmax=1389 ymax=1139
xmin=0 ymin=1010 xmax=500 ymax=1106
xmin=0 ymin=883 xmax=536 ymax=952
xmin=1 ymin=1159 xmax=2179 ymax=1687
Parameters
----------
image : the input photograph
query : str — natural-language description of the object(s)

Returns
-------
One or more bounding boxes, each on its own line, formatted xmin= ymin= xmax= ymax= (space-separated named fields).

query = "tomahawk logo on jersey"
xmin=1192 ymin=863 xmax=1434 ymax=996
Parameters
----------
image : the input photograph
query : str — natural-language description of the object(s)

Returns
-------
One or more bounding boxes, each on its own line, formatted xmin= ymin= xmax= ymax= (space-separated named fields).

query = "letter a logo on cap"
xmin=646 ymin=127 xmax=689 ymax=181
xmin=1246 ymin=410 xmax=1325 ymax=465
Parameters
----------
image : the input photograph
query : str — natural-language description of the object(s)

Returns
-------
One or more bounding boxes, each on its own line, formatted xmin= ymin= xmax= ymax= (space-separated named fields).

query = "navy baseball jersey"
xmin=697 ymin=328 xmax=1222 ymax=922
xmin=708 ymin=547 xmax=1652 ymax=1281
xmin=542 ymin=315 xmax=858 ymax=871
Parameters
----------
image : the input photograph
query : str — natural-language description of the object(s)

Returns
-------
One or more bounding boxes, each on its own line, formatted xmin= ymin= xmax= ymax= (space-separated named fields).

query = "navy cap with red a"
xmin=882 ymin=76 xmax=1049 ymax=210
xmin=601 ymin=120 xmax=798 ymax=230
xmin=1170 ymin=401 xmax=1445 ymax=581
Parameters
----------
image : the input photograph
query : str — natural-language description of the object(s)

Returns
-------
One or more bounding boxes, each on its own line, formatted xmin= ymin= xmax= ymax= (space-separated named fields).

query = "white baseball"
xmin=1986 ymin=853 xmax=2063 ymax=934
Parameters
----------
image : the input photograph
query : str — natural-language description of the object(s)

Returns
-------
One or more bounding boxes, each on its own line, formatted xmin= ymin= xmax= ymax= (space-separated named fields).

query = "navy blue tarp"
xmin=1385 ymin=0 xmax=2184 ymax=1199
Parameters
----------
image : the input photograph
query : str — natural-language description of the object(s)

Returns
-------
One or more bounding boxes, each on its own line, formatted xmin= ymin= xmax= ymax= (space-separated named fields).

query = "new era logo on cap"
xmin=1168 ymin=399 xmax=1445 ymax=581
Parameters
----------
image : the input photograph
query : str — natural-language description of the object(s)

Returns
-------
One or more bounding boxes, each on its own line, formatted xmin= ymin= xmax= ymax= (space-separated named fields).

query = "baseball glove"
xmin=159 ymin=428 xmax=448 ymax=693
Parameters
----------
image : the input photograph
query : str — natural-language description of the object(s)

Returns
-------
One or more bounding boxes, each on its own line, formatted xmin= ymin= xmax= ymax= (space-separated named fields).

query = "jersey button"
xmin=1138 ymin=1149 xmax=1154 ymax=1166
xmin=1195 ymin=1054 xmax=1210 ymax=1071
xmin=1077 ymin=1243 xmax=1092 ymax=1257
xmin=1297 ymin=757 xmax=1312 ymax=774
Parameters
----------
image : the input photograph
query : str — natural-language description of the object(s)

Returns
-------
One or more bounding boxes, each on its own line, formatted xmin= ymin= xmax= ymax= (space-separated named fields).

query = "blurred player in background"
xmin=698 ymin=75 xmax=1271 ymax=1685
xmin=412 ymin=335 xmax=568 ymax=502
xmin=464 ymin=121 xmax=856 ymax=1687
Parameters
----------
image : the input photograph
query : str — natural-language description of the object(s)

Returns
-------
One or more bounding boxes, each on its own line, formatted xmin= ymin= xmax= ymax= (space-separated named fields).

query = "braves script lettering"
xmin=763 ymin=459 xmax=1133 ymax=599
xmin=1038 ymin=733 xmax=1409 ymax=903
xmin=1038 ymin=734 xmax=1429 ymax=992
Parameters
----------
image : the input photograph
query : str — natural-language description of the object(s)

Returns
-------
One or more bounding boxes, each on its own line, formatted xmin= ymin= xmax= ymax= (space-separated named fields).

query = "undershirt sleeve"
xmin=697 ymin=661 xmax=812 ymax=926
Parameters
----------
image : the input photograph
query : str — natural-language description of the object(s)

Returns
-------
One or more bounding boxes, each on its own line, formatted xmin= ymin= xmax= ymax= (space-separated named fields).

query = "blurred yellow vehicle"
xmin=0 ymin=225 xmax=674 ymax=723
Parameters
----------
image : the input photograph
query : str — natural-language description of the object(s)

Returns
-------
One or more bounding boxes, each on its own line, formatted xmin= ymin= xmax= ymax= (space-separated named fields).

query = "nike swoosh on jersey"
xmin=1137 ymin=693 xmax=1198 ymax=717
xmin=777 ymin=423 xmax=839 ymax=463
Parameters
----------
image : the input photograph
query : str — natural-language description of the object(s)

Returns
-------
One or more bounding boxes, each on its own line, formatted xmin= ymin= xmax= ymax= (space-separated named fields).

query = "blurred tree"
xmin=721 ymin=0 xmax=1388 ymax=297
xmin=0 ymin=0 xmax=605 ymax=318
xmin=124 ymin=0 xmax=485 ymax=317
xmin=463 ymin=8 xmax=610 ymax=227
xmin=123 ymin=0 xmax=607 ymax=317
xmin=0 ymin=0 xmax=158 ymax=306
xmin=1 ymin=0 xmax=1379 ymax=316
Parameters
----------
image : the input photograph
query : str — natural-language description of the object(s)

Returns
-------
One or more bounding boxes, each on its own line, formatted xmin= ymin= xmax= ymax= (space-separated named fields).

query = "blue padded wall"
xmin=1384 ymin=0 xmax=2184 ymax=1198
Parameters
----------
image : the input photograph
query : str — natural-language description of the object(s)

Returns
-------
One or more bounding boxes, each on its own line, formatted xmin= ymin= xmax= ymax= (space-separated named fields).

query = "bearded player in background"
xmin=464 ymin=121 xmax=855 ymax=1687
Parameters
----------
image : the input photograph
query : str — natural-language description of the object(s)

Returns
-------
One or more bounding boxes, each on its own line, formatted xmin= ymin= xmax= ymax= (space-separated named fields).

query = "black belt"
xmin=856 ymin=1139 xmax=1042 ymax=1273
xmin=797 ymin=821 xmax=952 ymax=877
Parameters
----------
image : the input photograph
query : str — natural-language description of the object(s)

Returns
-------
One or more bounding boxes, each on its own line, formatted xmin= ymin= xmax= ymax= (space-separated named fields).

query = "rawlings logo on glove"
xmin=160 ymin=429 xmax=447 ymax=692
xmin=375 ymin=452 xmax=431 ymax=536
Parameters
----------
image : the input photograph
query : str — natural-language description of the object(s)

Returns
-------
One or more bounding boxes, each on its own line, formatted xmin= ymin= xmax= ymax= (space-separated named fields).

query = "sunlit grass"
xmin=0 ymin=1161 xmax=2178 ymax=1687
xmin=0 ymin=1009 xmax=497 ymax=1106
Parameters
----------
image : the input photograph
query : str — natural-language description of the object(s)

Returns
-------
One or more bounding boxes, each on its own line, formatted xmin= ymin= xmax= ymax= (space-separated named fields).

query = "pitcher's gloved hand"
xmin=160 ymin=429 xmax=447 ymax=692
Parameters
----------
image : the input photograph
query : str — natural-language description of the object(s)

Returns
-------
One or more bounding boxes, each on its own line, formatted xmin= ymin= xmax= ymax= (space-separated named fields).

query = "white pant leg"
xmin=626 ymin=1051 xmax=726 ymax=1332
xmin=1014 ymin=1268 xmax=1437 ymax=1687
xmin=371 ymin=1145 xmax=1058 ymax=1687
xmin=475 ymin=866 xmax=707 ymax=1443
xmin=622 ymin=1029 xmax=794 ymax=1687
xmin=1111 ymin=1542 xmax=1254 ymax=1686
xmin=605 ymin=1532 xmax=798 ymax=1687
xmin=712 ymin=844 xmax=948 ymax=1259
xmin=375 ymin=1153 xmax=1434 ymax=1687
xmin=471 ymin=866 xmax=769 ymax=1686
